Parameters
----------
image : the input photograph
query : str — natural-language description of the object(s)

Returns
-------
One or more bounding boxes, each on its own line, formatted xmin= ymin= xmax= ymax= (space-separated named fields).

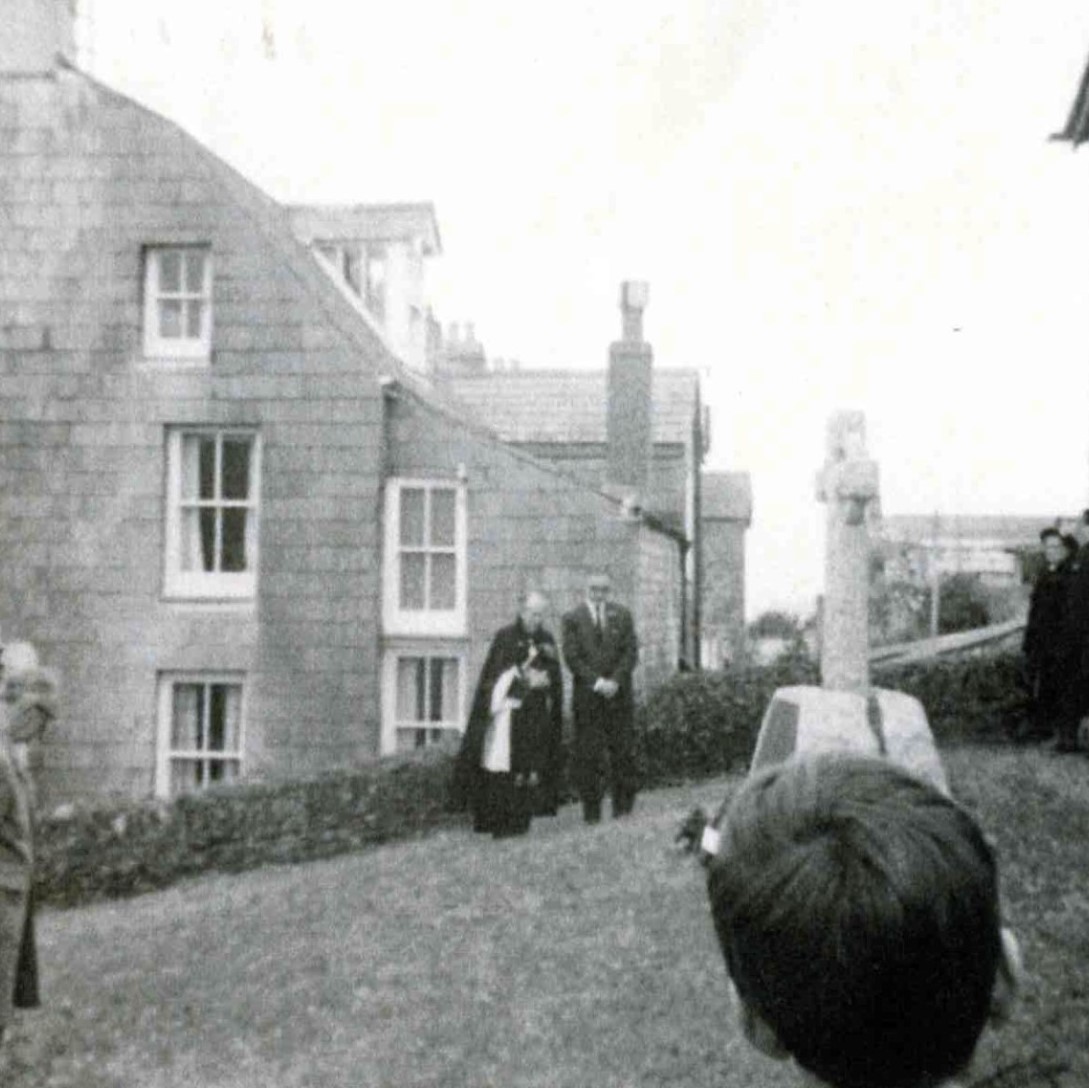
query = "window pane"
xmin=180 ymin=435 xmax=202 ymax=500
xmin=400 ymin=554 xmax=426 ymax=610
xmin=198 ymin=437 xmax=216 ymax=500
xmin=159 ymin=299 xmax=182 ymax=338
xmin=366 ymin=247 xmax=386 ymax=319
xmin=171 ymin=759 xmax=202 ymax=794
xmin=395 ymin=657 xmax=424 ymax=722
xmin=208 ymin=684 xmax=241 ymax=753
xmin=343 ymin=247 xmax=362 ymax=295
xmin=159 ymin=250 xmax=181 ymax=292
xmin=184 ymin=250 xmax=206 ymax=293
xmin=430 ymin=489 xmax=456 ymax=547
xmin=180 ymin=508 xmax=217 ymax=572
xmin=221 ymin=509 xmax=248 ymax=572
xmin=440 ymin=658 xmax=459 ymax=725
xmin=430 ymin=553 xmax=456 ymax=610
xmin=428 ymin=657 xmax=458 ymax=723
xmin=396 ymin=727 xmax=427 ymax=753
xmin=221 ymin=686 xmax=242 ymax=751
xmin=208 ymin=759 xmax=240 ymax=784
xmin=399 ymin=488 xmax=425 ymax=546
xmin=186 ymin=300 xmax=203 ymax=339
xmin=221 ymin=439 xmax=251 ymax=500
xmin=171 ymin=684 xmax=203 ymax=749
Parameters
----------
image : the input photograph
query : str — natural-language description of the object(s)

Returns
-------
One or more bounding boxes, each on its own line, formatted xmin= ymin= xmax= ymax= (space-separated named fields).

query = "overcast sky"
xmin=83 ymin=0 xmax=1089 ymax=617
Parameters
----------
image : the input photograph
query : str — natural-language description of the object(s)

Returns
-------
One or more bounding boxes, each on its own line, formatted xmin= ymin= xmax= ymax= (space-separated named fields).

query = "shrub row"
xmin=36 ymin=748 xmax=458 ymax=907
xmin=636 ymin=651 xmax=1028 ymax=787
xmin=36 ymin=652 xmax=1027 ymax=908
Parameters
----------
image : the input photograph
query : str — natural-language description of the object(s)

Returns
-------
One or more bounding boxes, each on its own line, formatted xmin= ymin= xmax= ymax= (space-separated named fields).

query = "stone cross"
xmin=816 ymin=411 xmax=879 ymax=694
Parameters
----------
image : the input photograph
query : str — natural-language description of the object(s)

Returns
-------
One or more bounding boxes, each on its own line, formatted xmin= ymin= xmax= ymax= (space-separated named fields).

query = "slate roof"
xmin=0 ymin=62 xmax=645 ymax=518
xmin=879 ymin=515 xmax=1057 ymax=546
xmin=702 ymin=472 xmax=753 ymax=523
xmin=438 ymin=368 xmax=701 ymax=446
xmin=287 ymin=203 xmax=442 ymax=255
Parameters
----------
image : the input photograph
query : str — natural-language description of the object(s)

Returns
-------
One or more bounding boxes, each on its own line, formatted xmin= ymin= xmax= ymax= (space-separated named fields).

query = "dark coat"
xmin=0 ymin=747 xmax=39 ymax=1028
xmin=1024 ymin=560 xmax=1072 ymax=670
xmin=562 ymin=601 xmax=638 ymax=708
xmin=452 ymin=618 xmax=563 ymax=810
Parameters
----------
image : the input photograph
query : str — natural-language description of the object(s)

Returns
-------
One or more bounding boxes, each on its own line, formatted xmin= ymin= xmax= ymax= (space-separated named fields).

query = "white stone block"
xmin=750 ymin=685 xmax=949 ymax=795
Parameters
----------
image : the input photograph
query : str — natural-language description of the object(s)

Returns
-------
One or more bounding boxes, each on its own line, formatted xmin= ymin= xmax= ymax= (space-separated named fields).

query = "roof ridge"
xmin=60 ymin=64 xmax=461 ymax=408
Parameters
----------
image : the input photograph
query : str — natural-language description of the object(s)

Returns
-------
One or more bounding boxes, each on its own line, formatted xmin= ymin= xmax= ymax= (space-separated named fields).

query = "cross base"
xmin=750 ymin=686 xmax=949 ymax=795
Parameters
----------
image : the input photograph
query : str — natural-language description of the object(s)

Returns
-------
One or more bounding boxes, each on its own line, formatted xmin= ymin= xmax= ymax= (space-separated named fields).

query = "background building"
xmin=0 ymin=4 xmax=719 ymax=804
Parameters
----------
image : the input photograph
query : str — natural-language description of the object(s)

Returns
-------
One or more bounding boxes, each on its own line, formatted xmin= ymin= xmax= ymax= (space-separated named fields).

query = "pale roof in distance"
xmin=286 ymin=202 xmax=442 ymax=255
xmin=439 ymin=368 xmax=701 ymax=446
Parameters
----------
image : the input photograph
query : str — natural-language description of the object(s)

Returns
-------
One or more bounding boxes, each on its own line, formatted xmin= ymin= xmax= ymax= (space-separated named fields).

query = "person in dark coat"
xmin=1022 ymin=527 xmax=1074 ymax=742
xmin=1057 ymin=511 xmax=1089 ymax=752
xmin=453 ymin=592 xmax=564 ymax=838
xmin=562 ymin=572 xmax=639 ymax=824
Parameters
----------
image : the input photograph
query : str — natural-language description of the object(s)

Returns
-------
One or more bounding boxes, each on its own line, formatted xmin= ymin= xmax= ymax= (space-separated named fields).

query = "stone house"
xmin=0 ymin=4 xmax=690 ymax=804
xmin=431 ymin=290 xmax=752 ymax=669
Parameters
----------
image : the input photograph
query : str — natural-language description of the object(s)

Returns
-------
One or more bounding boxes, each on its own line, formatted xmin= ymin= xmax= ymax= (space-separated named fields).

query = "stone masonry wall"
xmin=386 ymin=396 xmax=682 ymax=703
xmin=0 ymin=72 xmax=389 ymax=803
xmin=702 ymin=519 xmax=747 ymax=668
xmin=632 ymin=524 xmax=683 ymax=692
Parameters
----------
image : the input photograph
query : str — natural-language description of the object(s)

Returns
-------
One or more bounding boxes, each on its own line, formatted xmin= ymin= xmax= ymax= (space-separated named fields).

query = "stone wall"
xmin=702 ymin=519 xmax=748 ymax=668
xmin=386 ymin=395 xmax=683 ymax=699
xmin=631 ymin=524 xmax=684 ymax=691
xmin=0 ymin=71 xmax=391 ymax=803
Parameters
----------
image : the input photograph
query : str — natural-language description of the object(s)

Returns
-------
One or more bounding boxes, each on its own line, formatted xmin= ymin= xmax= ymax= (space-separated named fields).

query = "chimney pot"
xmin=620 ymin=281 xmax=649 ymax=343
xmin=607 ymin=282 xmax=654 ymax=499
xmin=0 ymin=0 xmax=77 ymax=72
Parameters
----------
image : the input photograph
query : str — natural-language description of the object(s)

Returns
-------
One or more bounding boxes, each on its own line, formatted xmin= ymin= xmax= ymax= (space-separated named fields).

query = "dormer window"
xmin=365 ymin=244 xmax=386 ymax=322
xmin=314 ymin=240 xmax=386 ymax=322
xmin=143 ymin=245 xmax=212 ymax=360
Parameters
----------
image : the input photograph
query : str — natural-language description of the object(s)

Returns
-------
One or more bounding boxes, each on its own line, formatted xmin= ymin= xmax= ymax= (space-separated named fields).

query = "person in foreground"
xmin=0 ymin=642 xmax=58 ymax=1046
xmin=705 ymin=754 xmax=1022 ymax=1088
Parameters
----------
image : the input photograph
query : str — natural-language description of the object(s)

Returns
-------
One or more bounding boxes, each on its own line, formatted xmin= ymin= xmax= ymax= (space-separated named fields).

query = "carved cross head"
xmin=816 ymin=411 xmax=879 ymax=525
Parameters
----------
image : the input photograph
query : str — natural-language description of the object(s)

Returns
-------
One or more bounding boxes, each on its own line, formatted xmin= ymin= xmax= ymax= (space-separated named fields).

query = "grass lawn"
xmin=2 ymin=746 xmax=1087 ymax=1088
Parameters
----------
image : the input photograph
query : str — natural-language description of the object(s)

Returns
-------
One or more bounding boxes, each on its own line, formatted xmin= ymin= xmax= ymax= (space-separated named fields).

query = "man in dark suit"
xmin=562 ymin=573 xmax=639 ymax=823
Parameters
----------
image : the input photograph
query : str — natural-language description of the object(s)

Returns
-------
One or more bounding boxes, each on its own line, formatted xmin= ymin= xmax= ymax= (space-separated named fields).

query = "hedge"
xmin=636 ymin=651 xmax=1028 ymax=787
xmin=35 ymin=652 xmax=1028 ymax=908
xmin=36 ymin=747 xmax=459 ymax=907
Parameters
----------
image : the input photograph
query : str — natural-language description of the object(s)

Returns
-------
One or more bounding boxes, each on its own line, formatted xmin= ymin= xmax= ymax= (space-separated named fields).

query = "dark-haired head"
xmin=707 ymin=754 xmax=1019 ymax=1088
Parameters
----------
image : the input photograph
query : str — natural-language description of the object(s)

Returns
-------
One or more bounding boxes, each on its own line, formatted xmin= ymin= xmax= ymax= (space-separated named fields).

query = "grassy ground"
xmin=2 ymin=746 xmax=1087 ymax=1088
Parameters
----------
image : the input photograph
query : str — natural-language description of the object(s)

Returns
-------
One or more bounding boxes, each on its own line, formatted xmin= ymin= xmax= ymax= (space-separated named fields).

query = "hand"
xmin=594 ymin=678 xmax=619 ymax=699
xmin=524 ymin=667 xmax=550 ymax=690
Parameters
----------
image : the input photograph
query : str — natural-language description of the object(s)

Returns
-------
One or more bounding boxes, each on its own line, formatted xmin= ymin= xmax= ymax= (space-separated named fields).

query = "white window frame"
xmin=380 ymin=647 xmax=467 ymax=756
xmin=155 ymin=672 xmax=246 ymax=799
xmin=143 ymin=245 xmax=213 ymax=361
xmin=315 ymin=240 xmax=386 ymax=321
xmin=383 ymin=479 xmax=467 ymax=637
xmin=163 ymin=428 xmax=262 ymax=601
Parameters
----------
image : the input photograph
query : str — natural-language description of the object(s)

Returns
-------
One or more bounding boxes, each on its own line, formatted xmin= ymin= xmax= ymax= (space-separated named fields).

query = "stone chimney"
xmin=0 ymin=0 xmax=77 ymax=73
xmin=606 ymin=282 xmax=653 ymax=503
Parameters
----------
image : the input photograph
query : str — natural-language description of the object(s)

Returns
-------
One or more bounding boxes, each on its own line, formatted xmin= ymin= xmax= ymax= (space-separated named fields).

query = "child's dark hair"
xmin=706 ymin=754 xmax=1003 ymax=1088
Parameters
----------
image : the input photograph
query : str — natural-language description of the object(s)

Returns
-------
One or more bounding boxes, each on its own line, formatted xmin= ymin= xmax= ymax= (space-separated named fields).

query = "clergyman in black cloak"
xmin=453 ymin=591 xmax=564 ymax=837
